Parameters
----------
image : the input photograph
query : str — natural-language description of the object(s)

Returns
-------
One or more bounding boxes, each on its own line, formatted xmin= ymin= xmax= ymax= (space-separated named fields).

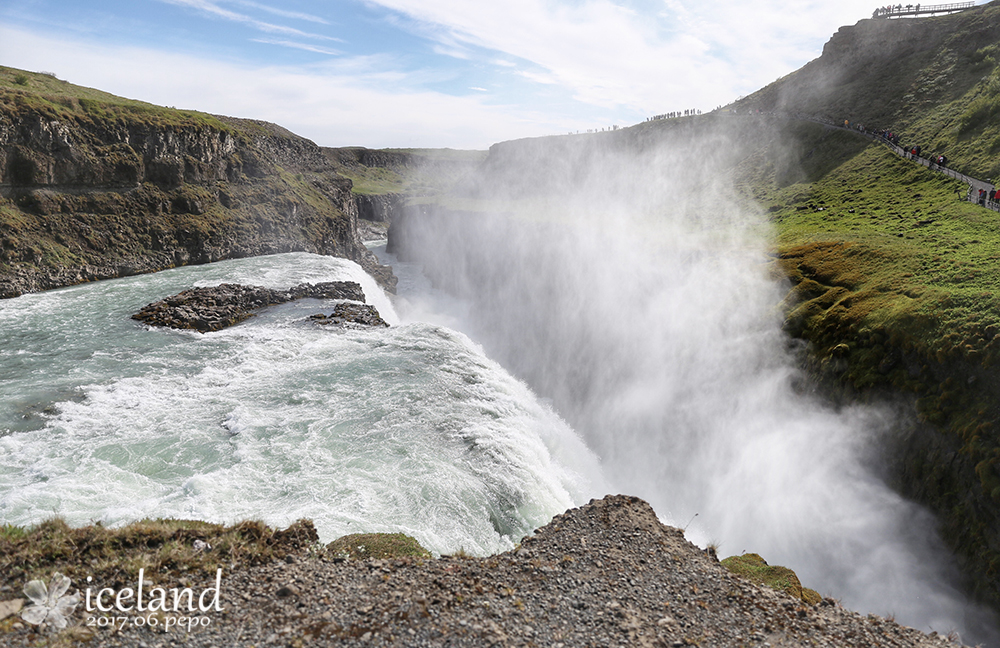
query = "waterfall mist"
xmin=389 ymin=127 xmax=999 ymax=643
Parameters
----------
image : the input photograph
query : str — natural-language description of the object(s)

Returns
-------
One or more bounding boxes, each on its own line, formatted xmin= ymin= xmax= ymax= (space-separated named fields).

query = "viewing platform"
xmin=872 ymin=1 xmax=976 ymax=18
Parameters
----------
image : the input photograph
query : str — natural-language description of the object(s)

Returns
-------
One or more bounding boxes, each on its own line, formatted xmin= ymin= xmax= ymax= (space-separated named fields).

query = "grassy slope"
xmin=0 ymin=67 xmax=231 ymax=133
xmin=742 ymin=1 xmax=1000 ymax=179
xmin=743 ymin=122 xmax=1000 ymax=412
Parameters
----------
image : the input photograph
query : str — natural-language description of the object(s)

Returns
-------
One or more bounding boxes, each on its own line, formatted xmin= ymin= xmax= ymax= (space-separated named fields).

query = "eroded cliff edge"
xmin=0 ymin=68 xmax=396 ymax=297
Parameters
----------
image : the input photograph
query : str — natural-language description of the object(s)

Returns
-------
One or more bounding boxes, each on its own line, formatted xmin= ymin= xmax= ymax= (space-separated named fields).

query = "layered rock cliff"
xmin=0 ymin=68 xmax=395 ymax=297
xmin=354 ymin=193 xmax=405 ymax=223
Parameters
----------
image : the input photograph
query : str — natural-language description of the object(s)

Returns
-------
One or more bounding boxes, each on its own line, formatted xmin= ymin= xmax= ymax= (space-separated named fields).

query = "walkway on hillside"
xmin=789 ymin=113 xmax=999 ymax=213
xmin=872 ymin=1 xmax=975 ymax=19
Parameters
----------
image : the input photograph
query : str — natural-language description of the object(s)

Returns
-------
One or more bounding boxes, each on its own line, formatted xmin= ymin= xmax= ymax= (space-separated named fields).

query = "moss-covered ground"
xmin=0 ymin=518 xmax=428 ymax=597
xmin=0 ymin=518 xmax=429 ymax=643
xmin=720 ymin=553 xmax=822 ymax=605
xmin=326 ymin=533 xmax=432 ymax=560
xmin=742 ymin=123 xmax=1000 ymax=439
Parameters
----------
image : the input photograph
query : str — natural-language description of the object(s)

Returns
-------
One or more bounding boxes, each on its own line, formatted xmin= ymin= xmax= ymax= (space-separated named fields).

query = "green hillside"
xmin=728 ymin=2 xmax=1000 ymax=608
xmin=0 ymin=67 xmax=231 ymax=133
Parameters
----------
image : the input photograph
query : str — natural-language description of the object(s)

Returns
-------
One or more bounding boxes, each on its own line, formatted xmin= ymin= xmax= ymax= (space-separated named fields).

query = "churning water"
xmin=0 ymin=252 xmax=604 ymax=556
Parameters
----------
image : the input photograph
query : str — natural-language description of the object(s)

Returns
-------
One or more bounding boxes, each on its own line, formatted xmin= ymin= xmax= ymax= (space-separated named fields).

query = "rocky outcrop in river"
xmin=308 ymin=302 xmax=389 ymax=328
xmin=132 ymin=281 xmax=372 ymax=332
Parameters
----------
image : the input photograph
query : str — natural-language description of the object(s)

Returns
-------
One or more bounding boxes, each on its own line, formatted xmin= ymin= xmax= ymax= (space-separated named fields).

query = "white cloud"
xmin=0 ymin=26 xmax=570 ymax=149
xmin=252 ymin=38 xmax=343 ymax=56
xmin=157 ymin=0 xmax=337 ymax=41
xmin=0 ymin=0 xmax=904 ymax=147
xmin=232 ymin=0 xmax=331 ymax=25
xmin=361 ymin=0 xmax=881 ymax=112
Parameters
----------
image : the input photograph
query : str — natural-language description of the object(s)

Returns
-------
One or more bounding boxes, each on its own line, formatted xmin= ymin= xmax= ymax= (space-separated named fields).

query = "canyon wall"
xmin=0 ymin=80 xmax=395 ymax=297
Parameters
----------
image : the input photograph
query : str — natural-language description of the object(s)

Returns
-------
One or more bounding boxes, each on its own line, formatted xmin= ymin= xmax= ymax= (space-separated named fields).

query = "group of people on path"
xmin=646 ymin=109 xmax=702 ymax=122
xmin=903 ymin=144 xmax=948 ymax=169
xmin=842 ymin=117 xmax=998 ymax=212
xmin=872 ymin=4 xmax=921 ymax=18
xmin=977 ymin=188 xmax=999 ymax=209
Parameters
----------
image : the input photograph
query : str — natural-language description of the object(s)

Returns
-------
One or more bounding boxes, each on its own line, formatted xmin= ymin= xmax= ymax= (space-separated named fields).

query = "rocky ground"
xmin=0 ymin=496 xmax=968 ymax=647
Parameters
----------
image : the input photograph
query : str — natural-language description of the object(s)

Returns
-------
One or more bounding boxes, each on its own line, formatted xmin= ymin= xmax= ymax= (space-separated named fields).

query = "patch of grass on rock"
xmin=326 ymin=533 xmax=431 ymax=560
xmin=0 ymin=517 xmax=318 ymax=593
xmin=721 ymin=553 xmax=822 ymax=605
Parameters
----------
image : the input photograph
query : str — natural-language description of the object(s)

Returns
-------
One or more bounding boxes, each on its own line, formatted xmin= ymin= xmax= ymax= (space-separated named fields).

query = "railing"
xmin=848 ymin=125 xmax=999 ymax=212
xmin=872 ymin=2 xmax=975 ymax=18
xmin=877 ymin=141 xmax=1000 ymax=210
xmin=739 ymin=110 xmax=1000 ymax=213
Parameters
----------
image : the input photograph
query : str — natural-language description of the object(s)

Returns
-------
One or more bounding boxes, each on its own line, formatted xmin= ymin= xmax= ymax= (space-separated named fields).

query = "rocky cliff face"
xmin=323 ymin=147 xmax=415 ymax=171
xmin=0 ymin=74 xmax=396 ymax=297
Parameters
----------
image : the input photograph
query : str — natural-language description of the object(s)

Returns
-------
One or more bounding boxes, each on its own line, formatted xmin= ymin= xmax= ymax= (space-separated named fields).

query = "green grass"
xmin=901 ymin=63 xmax=1000 ymax=181
xmin=0 ymin=517 xmax=320 ymax=594
xmin=740 ymin=123 xmax=1000 ymax=430
xmin=340 ymin=165 xmax=410 ymax=195
xmin=0 ymin=67 xmax=231 ymax=133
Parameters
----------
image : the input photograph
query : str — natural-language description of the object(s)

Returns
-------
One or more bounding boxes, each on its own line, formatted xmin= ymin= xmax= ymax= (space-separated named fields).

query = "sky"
xmin=0 ymin=0 xmax=964 ymax=149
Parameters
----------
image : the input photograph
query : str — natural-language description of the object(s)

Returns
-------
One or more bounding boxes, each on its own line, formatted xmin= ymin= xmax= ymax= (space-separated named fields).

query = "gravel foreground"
xmin=0 ymin=495 xmax=968 ymax=647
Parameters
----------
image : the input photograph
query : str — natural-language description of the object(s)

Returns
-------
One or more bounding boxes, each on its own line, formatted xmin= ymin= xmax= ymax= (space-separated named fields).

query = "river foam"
xmin=0 ymin=253 xmax=604 ymax=555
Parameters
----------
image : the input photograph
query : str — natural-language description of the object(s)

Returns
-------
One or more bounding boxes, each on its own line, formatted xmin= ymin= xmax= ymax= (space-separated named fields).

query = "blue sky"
xmin=0 ymin=0 xmax=952 ymax=149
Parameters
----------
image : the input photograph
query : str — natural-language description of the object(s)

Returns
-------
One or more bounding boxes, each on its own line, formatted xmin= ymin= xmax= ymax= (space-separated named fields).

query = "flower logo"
xmin=20 ymin=572 xmax=80 ymax=629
